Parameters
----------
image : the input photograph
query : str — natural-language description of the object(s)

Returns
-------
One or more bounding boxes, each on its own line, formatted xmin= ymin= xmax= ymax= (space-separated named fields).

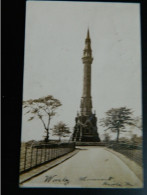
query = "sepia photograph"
xmin=19 ymin=1 xmax=143 ymax=188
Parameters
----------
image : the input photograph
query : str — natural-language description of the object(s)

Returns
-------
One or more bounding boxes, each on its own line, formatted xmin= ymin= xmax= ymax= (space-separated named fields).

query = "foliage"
xmin=100 ymin=107 xmax=134 ymax=142
xmin=131 ymin=134 xmax=142 ymax=145
xmin=52 ymin=121 xmax=71 ymax=141
xmin=132 ymin=116 xmax=142 ymax=131
xmin=23 ymin=95 xmax=62 ymax=142
xmin=103 ymin=133 xmax=111 ymax=142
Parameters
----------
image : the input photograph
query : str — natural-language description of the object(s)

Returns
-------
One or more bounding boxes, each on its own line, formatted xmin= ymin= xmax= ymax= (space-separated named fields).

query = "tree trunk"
xmin=116 ymin=129 xmax=120 ymax=142
xmin=45 ymin=116 xmax=51 ymax=142
xmin=45 ymin=129 xmax=49 ymax=142
xmin=59 ymin=136 xmax=61 ymax=142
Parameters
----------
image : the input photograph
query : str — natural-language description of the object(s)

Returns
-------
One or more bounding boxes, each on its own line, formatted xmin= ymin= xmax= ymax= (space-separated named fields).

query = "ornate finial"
xmin=87 ymin=28 xmax=90 ymax=39
xmin=82 ymin=28 xmax=92 ymax=62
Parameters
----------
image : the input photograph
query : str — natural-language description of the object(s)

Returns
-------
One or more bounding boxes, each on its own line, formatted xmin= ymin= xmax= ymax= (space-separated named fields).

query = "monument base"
xmin=80 ymin=135 xmax=100 ymax=142
xmin=72 ymin=113 xmax=100 ymax=142
xmin=76 ymin=142 xmax=105 ymax=146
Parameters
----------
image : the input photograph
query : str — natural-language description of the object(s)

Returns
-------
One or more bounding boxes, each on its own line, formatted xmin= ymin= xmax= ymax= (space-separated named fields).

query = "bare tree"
xmin=52 ymin=121 xmax=71 ymax=141
xmin=23 ymin=95 xmax=62 ymax=142
xmin=100 ymin=107 xmax=134 ymax=142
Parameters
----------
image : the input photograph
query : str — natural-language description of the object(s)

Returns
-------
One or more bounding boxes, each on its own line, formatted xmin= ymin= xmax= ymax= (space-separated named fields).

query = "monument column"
xmin=72 ymin=29 xmax=100 ymax=142
xmin=80 ymin=29 xmax=93 ymax=116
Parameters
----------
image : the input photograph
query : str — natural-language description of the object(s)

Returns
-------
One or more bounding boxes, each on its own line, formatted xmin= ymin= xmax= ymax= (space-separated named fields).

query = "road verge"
xmin=19 ymin=149 xmax=79 ymax=185
xmin=104 ymin=147 xmax=143 ymax=182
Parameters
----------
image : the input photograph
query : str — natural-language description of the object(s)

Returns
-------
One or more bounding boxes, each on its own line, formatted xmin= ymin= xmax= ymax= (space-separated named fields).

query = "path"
xmin=21 ymin=146 xmax=143 ymax=188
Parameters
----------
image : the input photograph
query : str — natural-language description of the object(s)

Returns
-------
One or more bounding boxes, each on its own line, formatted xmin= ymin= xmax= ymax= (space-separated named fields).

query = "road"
xmin=21 ymin=146 xmax=143 ymax=188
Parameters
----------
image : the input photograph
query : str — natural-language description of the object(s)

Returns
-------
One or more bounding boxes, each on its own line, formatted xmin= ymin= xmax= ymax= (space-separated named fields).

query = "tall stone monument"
xmin=72 ymin=29 xmax=100 ymax=142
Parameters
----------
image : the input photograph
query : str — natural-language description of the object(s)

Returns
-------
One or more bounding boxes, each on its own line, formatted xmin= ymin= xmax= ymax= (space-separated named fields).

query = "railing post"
xmin=57 ymin=145 xmax=59 ymax=157
xmin=30 ymin=147 xmax=33 ymax=168
xmin=24 ymin=146 xmax=27 ymax=171
xmin=49 ymin=148 xmax=51 ymax=160
xmin=36 ymin=148 xmax=38 ymax=166
xmin=48 ymin=148 xmax=49 ymax=161
xmin=52 ymin=148 xmax=53 ymax=159
xmin=51 ymin=148 xmax=52 ymax=160
xmin=47 ymin=147 xmax=48 ymax=161
xmin=40 ymin=147 xmax=42 ymax=164
xmin=55 ymin=148 xmax=57 ymax=158
xmin=45 ymin=146 xmax=46 ymax=161
xmin=46 ymin=148 xmax=48 ymax=161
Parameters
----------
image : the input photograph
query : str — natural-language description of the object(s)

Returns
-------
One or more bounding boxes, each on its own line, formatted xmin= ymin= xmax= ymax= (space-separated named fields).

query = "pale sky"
xmin=21 ymin=1 xmax=142 ymax=141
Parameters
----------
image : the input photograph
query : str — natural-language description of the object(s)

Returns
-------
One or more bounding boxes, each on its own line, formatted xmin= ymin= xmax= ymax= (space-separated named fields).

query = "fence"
xmin=19 ymin=142 xmax=75 ymax=173
xmin=106 ymin=141 xmax=143 ymax=167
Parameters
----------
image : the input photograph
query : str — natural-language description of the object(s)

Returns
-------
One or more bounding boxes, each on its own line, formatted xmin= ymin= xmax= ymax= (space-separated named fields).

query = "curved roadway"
xmin=22 ymin=146 xmax=143 ymax=188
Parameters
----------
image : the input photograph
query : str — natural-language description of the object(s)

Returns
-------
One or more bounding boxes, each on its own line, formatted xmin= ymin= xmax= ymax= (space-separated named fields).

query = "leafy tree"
xmin=131 ymin=134 xmax=142 ymax=145
xmin=23 ymin=95 xmax=62 ymax=142
xmin=100 ymin=107 xmax=134 ymax=142
xmin=103 ymin=133 xmax=111 ymax=142
xmin=52 ymin=121 xmax=71 ymax=141
xmin=133 ymin=116 xmax=142 ymax=131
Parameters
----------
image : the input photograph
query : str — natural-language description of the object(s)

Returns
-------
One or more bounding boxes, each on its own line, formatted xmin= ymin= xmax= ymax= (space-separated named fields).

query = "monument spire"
xmin=87 ymin=28 xmax=90 ymax=39
xmin=80 ymin=29 xmax=93 ymax=115
xmin=72 ymin=29 xmax=100 ymax=142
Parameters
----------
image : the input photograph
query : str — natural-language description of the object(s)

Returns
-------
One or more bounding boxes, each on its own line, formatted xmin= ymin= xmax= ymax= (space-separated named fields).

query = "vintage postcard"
xmin=19 ymin=1 xmax=143 ymax=188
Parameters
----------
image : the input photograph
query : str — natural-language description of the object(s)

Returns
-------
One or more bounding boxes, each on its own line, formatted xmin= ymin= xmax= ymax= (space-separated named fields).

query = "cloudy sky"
xmin=21 ymin=1 xmax=142 ymax=141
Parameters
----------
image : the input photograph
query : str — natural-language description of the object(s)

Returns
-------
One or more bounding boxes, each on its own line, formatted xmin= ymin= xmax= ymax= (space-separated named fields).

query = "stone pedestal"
xmin=72 ymin=113 xmax=100 ymax=142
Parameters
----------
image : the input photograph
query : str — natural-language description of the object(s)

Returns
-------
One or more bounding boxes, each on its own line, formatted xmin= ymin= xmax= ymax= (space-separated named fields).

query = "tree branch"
xmin=47 ymin=115 xmax=51 ymax=130
xmin=38 ymin=113 xmax=47 ymax=130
